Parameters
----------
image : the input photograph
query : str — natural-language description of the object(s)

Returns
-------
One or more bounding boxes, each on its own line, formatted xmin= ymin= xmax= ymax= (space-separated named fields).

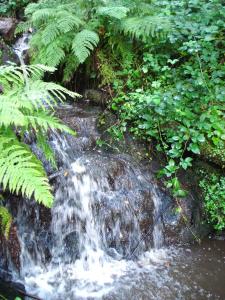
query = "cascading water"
xmin=13 ymin=33 xmax=31 ymax=64
xmin=15 ymin=131 xmax=166 ymax=299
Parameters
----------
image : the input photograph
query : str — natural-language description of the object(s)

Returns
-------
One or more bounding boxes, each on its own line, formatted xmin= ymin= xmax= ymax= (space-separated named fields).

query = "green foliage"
xmin=109 ymin=0 xmax=225 ymax=198
xmin=0 ymin=0 xmax=32 ymax=16
xmin=199 ymin=173 xmax=225 ymax=231
xmin=72 ymin=30 xmax=99 ymax=64
xmin=17 ymin=0 xmax=99 ymax=80
xmin=17 ymin=0 xmax=170 ymax=81
xmin=97 ymin=50 xmax=116 ymax=87
xmin=0 ymin=64 xmax=78 ymax=207
xmin=120 ymin=16 xmax=170 ymax=41
xmin=0 ymin=206 xmax=12 ymax=238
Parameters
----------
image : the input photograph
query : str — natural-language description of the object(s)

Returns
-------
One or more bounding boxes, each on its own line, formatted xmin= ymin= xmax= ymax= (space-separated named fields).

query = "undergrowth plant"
xmin=0 ymin=63 xmax=78 ymax=208
xmin=17 ymin=0 xmax=170 ymax=82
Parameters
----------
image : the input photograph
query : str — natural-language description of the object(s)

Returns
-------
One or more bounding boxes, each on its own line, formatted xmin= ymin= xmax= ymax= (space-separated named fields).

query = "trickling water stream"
xmin=13 ymin=33 xmax=30 ymax=64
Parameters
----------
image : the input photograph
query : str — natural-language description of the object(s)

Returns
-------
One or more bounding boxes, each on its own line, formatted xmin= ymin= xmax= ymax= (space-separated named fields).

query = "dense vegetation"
xmin=0 ymin=0 xmax=224 ymax=235
xmin=0 ymin=64 xmax=78 ymax=235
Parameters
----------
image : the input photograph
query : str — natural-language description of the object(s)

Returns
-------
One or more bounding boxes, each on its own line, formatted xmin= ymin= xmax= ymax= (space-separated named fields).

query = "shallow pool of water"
xmin=103 ymin=238 xmax=225 ymax=300
xmin=1 ymin=238 xmax=223 ymax=300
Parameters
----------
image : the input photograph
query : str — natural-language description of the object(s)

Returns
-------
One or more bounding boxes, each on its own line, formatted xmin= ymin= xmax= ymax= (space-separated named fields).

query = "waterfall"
xmin=13 ymin=33 xmax=30 ymax=63
xmin=12 ymin=130 xmax=167 ymax=299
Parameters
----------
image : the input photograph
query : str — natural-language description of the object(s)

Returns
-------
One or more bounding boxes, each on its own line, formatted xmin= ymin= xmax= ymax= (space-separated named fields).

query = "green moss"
xmin=97 ymin=50 xmax=116 ymax=87
xmin=198 ymin=168 xmax=225 ymax=231
xmin=200 ymin=141 xmax=225 ymax=169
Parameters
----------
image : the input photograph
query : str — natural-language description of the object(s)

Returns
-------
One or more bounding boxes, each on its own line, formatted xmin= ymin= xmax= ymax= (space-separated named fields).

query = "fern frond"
xmin=26 ymin=110 xmax=75 ymax=135
xmin=0 ymin=96 xmax=28 ymax=127
xmin=56 ymin=11 xmax=83 ymax=33
xmin=0 ymin=63 xmax=78 ymax=208
xmin=37 ymin=133 xmax=57 ymax=169
xmin=41 ymin=24 xmax=60 ymax=45
xmin=97 ymin=6 xmax=129 ymax=19
xmin=15 ymin=21 xmax=32 ymax=34
xmin=31 ymin=8 xmax=56 ymax=24
xmin=72 ymin=30 xmax=99 ymax=63
xmin=0 ymin=134 xmax=53 ymax=207
xmin=120 ymin=16 xmax=171 ymax=40
xmin=62 ymin=54 xmax=79 ymax=83
xmin=27 ymin=80 xmax=79 ymax=106
xmin=34 ymin=42 xmax=66 ymax=67
xmin=0 ymin=64 xmax=56 ymax=89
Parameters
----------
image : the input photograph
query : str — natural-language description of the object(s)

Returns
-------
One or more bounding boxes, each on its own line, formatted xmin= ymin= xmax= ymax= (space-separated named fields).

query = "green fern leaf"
xmin=26 ymin=110 xmax=75 ymax=135
xmin=0 ymin=135 xmax=53 ymax=207
xmin=97 ymin=6 xmax=129 ymax=19
xmin=120 ymin=16 xmax=171 ymax=40
xmin=37 ymin=133 xmax=57 ymax=169
xmin=41 ymin=23 xmax=60 ymax=45
xmin=15 ymin=21 xmax=32 ymax=34
xmin=0 ymin=64 xmax=79 ymax=208
xmin=72 ymin=30 xmax=99 ymax=64
xmin=56 ymin=11 xmax=83 ymax=33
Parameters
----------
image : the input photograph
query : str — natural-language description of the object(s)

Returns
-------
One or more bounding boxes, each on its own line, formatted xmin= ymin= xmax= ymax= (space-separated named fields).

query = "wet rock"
xmin=54 ymin=103 xmax=212 ymax=247
xmin=0 ymin=17 xmax=17 ymax=41
xmin=0 ymin=38 xmax=19 ymax=65
xmin=84 ymin=89 xmax=109 ymax=106
xmin=0 ymin=224 xmax=21 ymax=271
xmin=63 ymin=231 xmax=80 ymax=260
xmin=74 ymin=154 xmax=156 ymax=256
xmin=0 ymin=281 xmax=25 ymax=300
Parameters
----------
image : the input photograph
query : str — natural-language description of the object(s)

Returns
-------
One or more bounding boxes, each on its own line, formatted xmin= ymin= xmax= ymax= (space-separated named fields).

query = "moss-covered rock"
xmin=200 ymin=141 xmax=225 ymax=169
xmin=84 ymin=89 xmax=109 ymax=106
